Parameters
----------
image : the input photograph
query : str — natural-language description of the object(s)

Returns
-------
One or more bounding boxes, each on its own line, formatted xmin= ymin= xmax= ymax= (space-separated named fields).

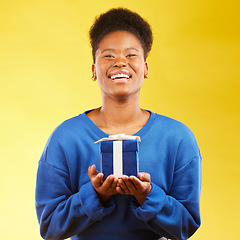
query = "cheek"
xmin=130 ymin=60 xmax=145 ymax=73
xmin=95 ymin=62 xmax=109 ymax=77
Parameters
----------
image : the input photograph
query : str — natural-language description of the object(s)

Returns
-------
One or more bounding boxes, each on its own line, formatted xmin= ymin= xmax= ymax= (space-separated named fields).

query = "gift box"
xmin=95 ymin=134 xmax=141 ymax=178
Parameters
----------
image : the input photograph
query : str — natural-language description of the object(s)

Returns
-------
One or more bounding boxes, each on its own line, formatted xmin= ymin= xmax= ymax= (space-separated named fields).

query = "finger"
xmin=138 ymin=172 xmax=151 ymax=182
xmin=116 ymin=185 xmax=125 ymax=194
xmin=130 ymin=176 xmax=150 ymax=193
xmin=131 ymin=176 xmax=143 ymax=189
xmin=130 ymin=176 xmax=142 ymax=187
xmin=116 ymin=177 xmax=131 ymax=194
xmin=130 ymin=175 xmax=152 ymax=195
xmin=119 ymin=175 xmax=130 ymax=188
xmin=117 ymin=178 xmax=130 ymax=193
xmin=92 ymin=172 xmax=104 ymax=188
xmin=101 ymin=175 xmax=118 ymax=195
xmin=102 ymin=175 xmax=117 ymax=189
xmin=122 ymin=177 xmax=138 ymax=193
xmin=121 ymin=175 xmax=130 ymax=183
xmin=109 ymin=176 xmax=118 ymax=190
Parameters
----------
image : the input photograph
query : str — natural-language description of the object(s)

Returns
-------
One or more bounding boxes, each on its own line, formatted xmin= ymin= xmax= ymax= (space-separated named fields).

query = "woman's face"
xmin=92 ymin=31 xmax=148 ymax=99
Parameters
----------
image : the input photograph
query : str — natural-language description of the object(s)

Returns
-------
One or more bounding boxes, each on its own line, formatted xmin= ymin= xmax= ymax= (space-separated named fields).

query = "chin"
xmin=111 ymin=90 xmax=139 ymax=100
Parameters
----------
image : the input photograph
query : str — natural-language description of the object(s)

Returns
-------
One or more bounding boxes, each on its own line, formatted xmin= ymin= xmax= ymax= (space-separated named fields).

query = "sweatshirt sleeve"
xmin=131 ymin=130 xmax=202 ymax=240
xmin=35 ymin=133 xmax=116 ymax=239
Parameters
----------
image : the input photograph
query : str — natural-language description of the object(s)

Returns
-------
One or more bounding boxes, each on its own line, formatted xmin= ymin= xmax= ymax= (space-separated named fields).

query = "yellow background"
xmin=1 ymin=0 xmax=239 ymax=239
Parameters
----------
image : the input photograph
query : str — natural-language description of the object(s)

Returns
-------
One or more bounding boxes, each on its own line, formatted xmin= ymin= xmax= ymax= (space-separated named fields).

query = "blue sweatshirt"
xmin=35 ymin=110 xmax=202 ymax=240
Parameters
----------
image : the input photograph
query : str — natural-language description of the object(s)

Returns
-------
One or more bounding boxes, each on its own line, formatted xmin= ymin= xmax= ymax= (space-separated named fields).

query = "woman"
xmin=35 ymin=8 xmax=202 ymax=240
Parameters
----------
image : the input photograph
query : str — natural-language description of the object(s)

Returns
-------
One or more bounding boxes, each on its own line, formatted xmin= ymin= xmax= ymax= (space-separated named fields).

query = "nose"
xmin=113 ymin=56 xmax=127 ymax=68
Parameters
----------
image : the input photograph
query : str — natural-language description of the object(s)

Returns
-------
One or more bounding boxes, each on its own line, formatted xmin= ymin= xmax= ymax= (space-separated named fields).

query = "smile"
xmin=110 ymin=73 xmax=130 ymax=80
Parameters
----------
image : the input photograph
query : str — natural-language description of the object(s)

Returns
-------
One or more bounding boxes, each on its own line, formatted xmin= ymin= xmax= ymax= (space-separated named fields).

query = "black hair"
xmin=89 ymin=8 xmax=153 ymax=62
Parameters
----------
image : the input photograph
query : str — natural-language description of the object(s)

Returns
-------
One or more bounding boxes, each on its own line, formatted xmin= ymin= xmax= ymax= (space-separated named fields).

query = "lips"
xmin=108 ymin=71 xmax=132 ymax=82
xmin=110 ymin=73 xmax=130 ymax=80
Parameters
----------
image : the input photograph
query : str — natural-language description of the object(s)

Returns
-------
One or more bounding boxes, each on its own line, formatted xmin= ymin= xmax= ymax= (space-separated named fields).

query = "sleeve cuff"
xmin=131 ymin=182 xmax=166 ymax=221
xmin=79 ymin=181 xmax=116 ymax=221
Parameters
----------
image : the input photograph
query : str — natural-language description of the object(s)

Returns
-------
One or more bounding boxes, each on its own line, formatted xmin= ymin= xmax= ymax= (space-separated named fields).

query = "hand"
xmin=116 ymin=172 xmax=152 ymax=206
xmin=88 ymin=164 xmax=118 ymax=204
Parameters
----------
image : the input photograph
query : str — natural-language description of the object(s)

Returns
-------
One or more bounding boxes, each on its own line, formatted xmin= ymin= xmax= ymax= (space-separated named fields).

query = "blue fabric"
xmin=100 ymin=140 xmax=139 ymax=178
xmin=35 ymin=110 xmax=202 ymax=240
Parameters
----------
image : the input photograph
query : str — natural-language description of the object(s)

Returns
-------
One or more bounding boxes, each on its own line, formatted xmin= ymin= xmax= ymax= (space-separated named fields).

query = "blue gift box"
xmin=95 ymin=135 xmax=140 ymax=178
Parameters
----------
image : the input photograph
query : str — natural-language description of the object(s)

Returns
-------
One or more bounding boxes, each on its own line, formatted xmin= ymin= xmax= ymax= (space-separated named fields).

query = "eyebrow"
xmin=126 ymin=48 xmax=139 ymax=52
xmin=101 ymin=49 xmax=115 ymax=54
xmin=101 ymin=48 xmax=139 ymax=54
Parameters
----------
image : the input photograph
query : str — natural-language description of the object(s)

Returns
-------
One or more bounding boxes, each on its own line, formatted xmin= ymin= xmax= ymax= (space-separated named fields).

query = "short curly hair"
xmin=89 ymin=8 xmax=153 ymax=62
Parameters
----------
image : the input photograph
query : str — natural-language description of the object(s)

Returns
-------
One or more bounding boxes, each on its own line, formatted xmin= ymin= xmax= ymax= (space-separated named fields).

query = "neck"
xmin=87 ymin=92 xmax=150 ymax=135
xmin=100 ymin=94 xmax=142 ymax=126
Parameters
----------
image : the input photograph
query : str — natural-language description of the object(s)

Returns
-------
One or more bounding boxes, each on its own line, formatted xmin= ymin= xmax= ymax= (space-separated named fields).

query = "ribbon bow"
xmin=95 ymin=133 xmax=141 ymax=143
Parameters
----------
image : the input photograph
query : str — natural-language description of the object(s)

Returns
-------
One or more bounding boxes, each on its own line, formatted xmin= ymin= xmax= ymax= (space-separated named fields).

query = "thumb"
xmin=88 ymin=164 xmax=96 ymax=178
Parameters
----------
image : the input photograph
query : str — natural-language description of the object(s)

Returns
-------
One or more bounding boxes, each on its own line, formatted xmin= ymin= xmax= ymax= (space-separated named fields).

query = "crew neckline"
xmin=81 ymin=109 xmax=156 ymax=140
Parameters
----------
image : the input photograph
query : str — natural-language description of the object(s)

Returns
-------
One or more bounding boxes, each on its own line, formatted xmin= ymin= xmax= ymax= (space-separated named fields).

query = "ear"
xmin=91 ymin=64 xmax=97 ymax=81
xmin=144 ymin=62 xmax=149 ymax=78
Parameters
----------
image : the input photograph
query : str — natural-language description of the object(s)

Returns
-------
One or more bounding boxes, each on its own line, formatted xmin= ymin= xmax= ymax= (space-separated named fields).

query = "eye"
xmin=126 ymin=54 xmax=137 ymax=58
xmin=104 ymin=54 xmax=114 ymax=59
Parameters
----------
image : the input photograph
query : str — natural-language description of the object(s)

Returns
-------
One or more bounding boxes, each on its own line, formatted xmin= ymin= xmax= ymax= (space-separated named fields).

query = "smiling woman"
xmin=35 ymin=8 xmax=202 ymax=240
xmin=92 ymin=31 xmax=148 ymax=103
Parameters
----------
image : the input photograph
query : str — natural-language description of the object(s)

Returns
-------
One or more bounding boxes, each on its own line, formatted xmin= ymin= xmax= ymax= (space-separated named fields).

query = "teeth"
xmin=111 ymin=74 xmax=130 ymax=80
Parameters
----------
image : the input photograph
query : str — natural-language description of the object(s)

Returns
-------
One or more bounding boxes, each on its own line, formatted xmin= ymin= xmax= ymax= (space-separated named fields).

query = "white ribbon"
xmin=95 ymin=133 xmax=141 ymax=143
xmin=113 ymin=141 xmax=123 ymax=178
